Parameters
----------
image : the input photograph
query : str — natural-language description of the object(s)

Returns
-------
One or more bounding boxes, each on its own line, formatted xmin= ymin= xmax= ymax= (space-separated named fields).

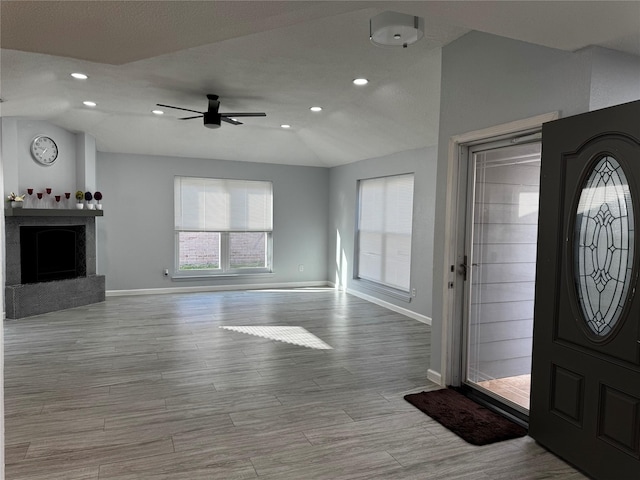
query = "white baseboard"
xmin=345 ymin=287 xmax=432 ymax=325
xmin=427 ymin=369 xmax=442 ymax=386
xmin=106 ymin=281 xmax=331 ymax=297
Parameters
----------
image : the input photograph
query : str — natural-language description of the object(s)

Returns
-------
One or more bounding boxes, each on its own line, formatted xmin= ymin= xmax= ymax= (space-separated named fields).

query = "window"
xmin=574 ymin=155 xmax=633 ymax=338
xmin=356 ymin=173 xmax=414 ymax=292
xmin=174 ymin=176 xmax=273 ymax=275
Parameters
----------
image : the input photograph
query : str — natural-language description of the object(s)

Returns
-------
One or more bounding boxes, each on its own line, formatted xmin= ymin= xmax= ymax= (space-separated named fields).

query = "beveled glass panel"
xmin=574 ymin=156 xmax=634 ymax=337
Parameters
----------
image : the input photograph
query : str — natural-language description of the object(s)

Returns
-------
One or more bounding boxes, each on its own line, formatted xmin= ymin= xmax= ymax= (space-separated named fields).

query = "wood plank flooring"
xmin=4 ymin=289 xmax=587 ymax=479
xmin=477 ymin=374 xmax=531 ymax=410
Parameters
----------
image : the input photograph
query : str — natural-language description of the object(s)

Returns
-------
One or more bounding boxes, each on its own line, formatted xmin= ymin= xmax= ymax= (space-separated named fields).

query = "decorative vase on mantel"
xmin=25 ymin=189 xmax=34 ymax=208
xmin=7 ymin=192 xmax=25 ymax=209
xmin=75 ymin=190 xmax=85 ymax=209
xmin=94 ymin=191 xmax=103 ymax=210
xmin=85 ymin=191 xmax=95 ymax=210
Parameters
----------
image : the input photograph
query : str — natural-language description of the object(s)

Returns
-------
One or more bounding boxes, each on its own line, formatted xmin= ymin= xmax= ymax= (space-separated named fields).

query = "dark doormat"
xmin=404 ymin=388 xmax=528 ymax=446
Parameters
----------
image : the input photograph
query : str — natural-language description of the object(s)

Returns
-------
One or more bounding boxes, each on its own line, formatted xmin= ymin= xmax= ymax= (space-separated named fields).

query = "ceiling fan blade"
xmin=221 ymin=117 xmax=243 ymax=126
xmin=157 ymin=104 xmax=204 ymax=115
xmin=220 ymin=112 xmax=267 ymax=117
xmin=159 ymin=96 xmax=265 ymax=127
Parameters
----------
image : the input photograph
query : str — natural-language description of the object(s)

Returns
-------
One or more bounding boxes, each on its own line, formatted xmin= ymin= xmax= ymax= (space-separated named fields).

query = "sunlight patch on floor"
xmin=220 ymin=325 xmax=333 ymax=350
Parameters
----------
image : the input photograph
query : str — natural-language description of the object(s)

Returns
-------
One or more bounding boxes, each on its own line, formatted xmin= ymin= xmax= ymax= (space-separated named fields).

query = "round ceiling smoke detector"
xmin=369 ymin=11 xmax=424 ymax=48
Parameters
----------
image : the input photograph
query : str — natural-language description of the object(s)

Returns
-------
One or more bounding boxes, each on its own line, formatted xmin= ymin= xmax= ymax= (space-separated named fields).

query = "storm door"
xmin=462 ymin=138 xmax=541 ymax=414
xmin=529 ymin=100 xmax=640 ymax=479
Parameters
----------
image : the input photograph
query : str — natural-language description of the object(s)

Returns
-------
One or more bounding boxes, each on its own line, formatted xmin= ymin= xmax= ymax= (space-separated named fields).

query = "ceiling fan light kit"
xmin=370 ymin=11 xmax=424 ymax=48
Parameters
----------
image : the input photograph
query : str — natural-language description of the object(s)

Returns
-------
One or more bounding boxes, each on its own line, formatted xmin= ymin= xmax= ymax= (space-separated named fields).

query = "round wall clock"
xmin=30 ymin=135 xmax=59 ymax=165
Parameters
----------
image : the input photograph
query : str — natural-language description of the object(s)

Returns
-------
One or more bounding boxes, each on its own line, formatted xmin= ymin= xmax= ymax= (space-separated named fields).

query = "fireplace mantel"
xmin=5 ymin=207 xmax=104 ymax=217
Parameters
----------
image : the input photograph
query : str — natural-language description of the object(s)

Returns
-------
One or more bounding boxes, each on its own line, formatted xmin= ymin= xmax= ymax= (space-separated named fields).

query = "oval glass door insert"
xmin=574 ymin=155 xmax=634 ymax=337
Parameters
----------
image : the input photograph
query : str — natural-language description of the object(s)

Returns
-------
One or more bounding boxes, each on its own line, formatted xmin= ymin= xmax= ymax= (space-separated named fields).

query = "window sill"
xmin=354 ymin=278 xmax=412 ymax=302
xmin=171 ymin=272 xmax=275 ymax=281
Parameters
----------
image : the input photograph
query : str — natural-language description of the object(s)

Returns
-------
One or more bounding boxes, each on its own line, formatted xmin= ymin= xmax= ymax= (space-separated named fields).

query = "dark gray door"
xmin=530 ymin=100 xmax=640 ymax=479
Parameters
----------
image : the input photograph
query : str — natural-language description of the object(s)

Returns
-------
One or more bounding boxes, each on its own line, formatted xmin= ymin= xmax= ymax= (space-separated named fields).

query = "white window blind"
xmin=175 ymin=177 xmax=273 ymax=232
xmin=357 ymin=174 xmax=414 ymax=291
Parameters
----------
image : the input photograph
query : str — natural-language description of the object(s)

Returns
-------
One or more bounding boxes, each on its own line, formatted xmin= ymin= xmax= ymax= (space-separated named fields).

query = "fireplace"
xmin=21 ymin=225 xmax=87 ymax=284
xmin=5 ymin=210 xmax=105 ymax=319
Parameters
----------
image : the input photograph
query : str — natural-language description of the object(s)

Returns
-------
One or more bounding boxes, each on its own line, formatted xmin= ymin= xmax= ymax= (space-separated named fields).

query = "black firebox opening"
xmin=20 ymin=225 xmax=87 ymax=284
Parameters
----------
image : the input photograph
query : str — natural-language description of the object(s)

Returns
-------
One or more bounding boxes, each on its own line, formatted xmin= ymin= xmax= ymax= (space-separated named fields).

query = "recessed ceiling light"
xmin=71 ymin=73 xmax=88 ymax=80
xmin=353 ymin=78 xmax=369 ymax=86
xmin=310 ymin=106 xmax=322 ymax=112
xmin=281 ymin=124 xmax=291 ymax=129
xmin=152 ymin=109 xmax=164 ymax=115
xmin=83 ymin=101 xmax=97 ymax=107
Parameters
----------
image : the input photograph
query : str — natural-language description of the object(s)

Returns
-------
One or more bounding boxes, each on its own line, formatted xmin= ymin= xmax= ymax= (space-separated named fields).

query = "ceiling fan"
xmin=157 ymin=94 xmax=266 ymax=129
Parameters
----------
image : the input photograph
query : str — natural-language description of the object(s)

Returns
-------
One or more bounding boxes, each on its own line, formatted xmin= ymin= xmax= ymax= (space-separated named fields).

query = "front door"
xmin=530 ymin=100 xmax=640 ymax=479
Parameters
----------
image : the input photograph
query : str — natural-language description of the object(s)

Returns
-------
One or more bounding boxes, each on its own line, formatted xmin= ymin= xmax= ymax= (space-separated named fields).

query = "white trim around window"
xmin=174 ymin=176 xmax=273 ymax=276
xmin=355 ymin=173 xmax=415 ymax=295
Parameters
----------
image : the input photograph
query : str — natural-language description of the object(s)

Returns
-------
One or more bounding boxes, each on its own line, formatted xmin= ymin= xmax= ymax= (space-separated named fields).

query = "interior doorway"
xmin=461 ymin=137 xmax=542 ymax=414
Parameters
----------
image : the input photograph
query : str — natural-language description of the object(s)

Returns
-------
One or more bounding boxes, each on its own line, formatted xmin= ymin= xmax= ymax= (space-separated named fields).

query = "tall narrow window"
xmin=356 ymin=173 xmax=414 ymax=292
xmin=174 ymin=177 xmax=273 ymax=274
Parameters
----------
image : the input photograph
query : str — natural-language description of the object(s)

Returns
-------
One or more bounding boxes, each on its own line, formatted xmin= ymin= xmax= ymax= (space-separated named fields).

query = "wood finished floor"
xmin=477 ymin=374 xmax=531 ymax=410
xmin=4 ymin=289 xmax=587 ymax=479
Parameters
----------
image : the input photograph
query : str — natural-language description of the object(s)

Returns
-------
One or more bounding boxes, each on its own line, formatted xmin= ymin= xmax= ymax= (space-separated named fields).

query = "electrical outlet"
xmin=411 ymin=288 xmax=417 ymax=297
xmin=163 ymin=268 xmax=169 ymax=277
xmin=298 ymin=264 xmax=304 ymax=272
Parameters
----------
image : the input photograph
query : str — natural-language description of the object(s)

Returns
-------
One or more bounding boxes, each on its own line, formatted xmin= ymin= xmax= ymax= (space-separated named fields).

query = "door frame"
xmin=437 ymin=111 xmax=559 ymax=387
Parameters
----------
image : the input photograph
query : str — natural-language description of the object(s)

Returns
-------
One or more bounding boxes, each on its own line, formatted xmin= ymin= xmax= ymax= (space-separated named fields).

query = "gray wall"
xmin=432 ymin=31 xmax=593 ymax=379
xmin=1 ymin=118 xmax=96 ymax=196
xmin=97 ymin=152 xmax=329 ymax=291
xmin=431 ymin=31 xmax=640 ymax=379
xmin=328 ymin=147 xmax=437 ymax=319
xmin=588 ymin=46 xmax=640 ymax=110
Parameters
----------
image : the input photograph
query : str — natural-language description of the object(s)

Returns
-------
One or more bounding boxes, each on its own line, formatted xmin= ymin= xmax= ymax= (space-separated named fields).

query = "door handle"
xmin=458 ymin=262 xmax=468 ymax=280
xmin=459 ymin=255 xmax=478 ymax=281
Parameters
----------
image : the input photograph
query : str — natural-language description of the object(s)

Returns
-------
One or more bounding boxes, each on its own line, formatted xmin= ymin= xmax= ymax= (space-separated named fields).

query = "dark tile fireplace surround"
xmin=5 ymin=209 xmax=105 ymax=319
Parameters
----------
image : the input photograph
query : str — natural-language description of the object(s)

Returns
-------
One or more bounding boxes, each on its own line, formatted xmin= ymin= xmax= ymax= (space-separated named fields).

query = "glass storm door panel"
xmin=465 ymin=141 xmax=541 ymax=412
xmin=530 ymin=100 xmax=640 ymax=480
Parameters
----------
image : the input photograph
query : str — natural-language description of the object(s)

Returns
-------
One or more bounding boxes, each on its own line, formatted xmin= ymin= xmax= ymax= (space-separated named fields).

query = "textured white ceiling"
xmin=1 ymin=1 xmax=639 ymax=167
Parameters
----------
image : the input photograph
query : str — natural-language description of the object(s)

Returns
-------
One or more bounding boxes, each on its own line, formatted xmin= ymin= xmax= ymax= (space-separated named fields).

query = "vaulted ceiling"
xmin=2 ymin=1 xmax=639 ymax=167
